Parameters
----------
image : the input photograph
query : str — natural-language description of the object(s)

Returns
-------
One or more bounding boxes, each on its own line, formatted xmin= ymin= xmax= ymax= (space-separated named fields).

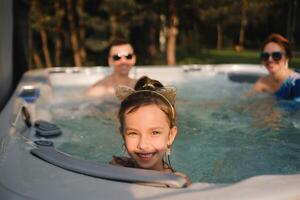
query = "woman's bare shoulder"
xmin=252 ymin=76 xmax=270 ymax=92
xmin=129 ymin=78 xmax=137 ymax=88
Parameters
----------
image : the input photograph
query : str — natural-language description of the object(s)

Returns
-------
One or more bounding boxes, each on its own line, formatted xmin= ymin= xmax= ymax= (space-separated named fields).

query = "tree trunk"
xmin=159 ymin=14 xmax=167 ymax=52
xmin=66 ymin=0 xmax=82 ymax=66
xmin=109 ymin=15 xmax=119 ymax=40
xmin=166 ymin=0 xmax=178 ymax=66
xmin=167 ymin=27 xmax=177 ymax=65
xmin=40 ymin=29 xmax=53 ymax=68
xmin=287 ymin=0 xmax=297 ymax=44
xmin=217 ymin=23 xmax=223 ymax=50
xmin=54 ymin=0 xmax=64 ymax=66
xmin=32 ymin=51 xmax=43 ymax=68
xmin=31 ymin=39 xmax=43 ymax=68
xmin=238 ymin=0 xmax=248 ymax=50
xmin=31 ymin=0 xmax=52 ymax=68
xmin=147 ymin=20 xmax=158 ymax=63
xmin=77 ymin=0 xmax=87 ymax=64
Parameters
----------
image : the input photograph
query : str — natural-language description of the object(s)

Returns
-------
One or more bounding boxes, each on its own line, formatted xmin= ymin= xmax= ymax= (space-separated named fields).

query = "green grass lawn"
xmin=177 ymin=49 xmax=300 ymax=69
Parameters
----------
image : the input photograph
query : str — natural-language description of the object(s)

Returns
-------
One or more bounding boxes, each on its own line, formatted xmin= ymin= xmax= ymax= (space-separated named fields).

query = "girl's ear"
xmin=168 ymin=126 xmax=177 ymax=146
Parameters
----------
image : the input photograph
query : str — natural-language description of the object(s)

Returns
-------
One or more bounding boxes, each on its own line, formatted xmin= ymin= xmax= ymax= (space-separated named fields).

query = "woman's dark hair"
xmin=261 ymin=33 xmax=292 ymax=59
xmin=118 ymin=76 xmax=176 ymax=133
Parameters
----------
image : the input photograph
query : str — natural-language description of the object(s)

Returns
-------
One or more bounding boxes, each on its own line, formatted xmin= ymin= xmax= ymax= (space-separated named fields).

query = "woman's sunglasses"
xmin=112 ymin=53 xmax=134 ymax=61
xmin=260 ymin=51 xmax=285 ymax=61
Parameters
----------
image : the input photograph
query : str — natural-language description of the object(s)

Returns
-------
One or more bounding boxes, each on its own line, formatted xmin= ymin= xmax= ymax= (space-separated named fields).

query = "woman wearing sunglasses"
xmin=251 ymin=33 xmax=300 ymax=101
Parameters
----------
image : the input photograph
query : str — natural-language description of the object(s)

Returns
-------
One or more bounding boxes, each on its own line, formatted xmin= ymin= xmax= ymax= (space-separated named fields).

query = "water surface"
xmin=51 ymin=73 xmax=300 ymax=183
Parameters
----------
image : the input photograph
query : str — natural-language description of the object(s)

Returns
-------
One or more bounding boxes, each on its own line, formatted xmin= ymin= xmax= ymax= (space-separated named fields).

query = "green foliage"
xmin=30 ymin=0 xmax=299 ymax=67
xmin=176 ymin=48 xmax=300 ymax=69
xmin=177 ymin=49 xmax=260 ymax=65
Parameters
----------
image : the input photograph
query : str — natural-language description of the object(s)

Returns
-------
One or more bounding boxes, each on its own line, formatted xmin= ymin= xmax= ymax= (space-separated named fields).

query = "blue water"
xmin=52 ymin=73 xmax=300 ymax=183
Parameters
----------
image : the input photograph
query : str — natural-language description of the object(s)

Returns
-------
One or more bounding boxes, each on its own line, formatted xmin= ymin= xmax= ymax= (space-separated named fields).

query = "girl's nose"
xmin=137 ymin=135 xmax=149 ymax=150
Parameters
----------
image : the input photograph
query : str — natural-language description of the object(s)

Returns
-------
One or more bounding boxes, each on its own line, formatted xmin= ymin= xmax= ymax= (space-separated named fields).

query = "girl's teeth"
xmin=140 ymin=153 xmax=151 ymax=157
xmin=138 ymin=153 xmax=154 ymax=159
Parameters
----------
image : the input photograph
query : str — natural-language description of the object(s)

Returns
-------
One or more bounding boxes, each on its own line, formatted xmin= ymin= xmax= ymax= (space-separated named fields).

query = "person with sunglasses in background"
xmin=85 ymin=39 xmax=137 ymax=97
xmin=251 ymin=33 xmax=300 ymax=101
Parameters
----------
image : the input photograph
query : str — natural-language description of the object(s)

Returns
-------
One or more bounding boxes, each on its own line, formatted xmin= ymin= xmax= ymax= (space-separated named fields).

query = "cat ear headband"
xmin=115 ymin=85 xmax=177 ymax=118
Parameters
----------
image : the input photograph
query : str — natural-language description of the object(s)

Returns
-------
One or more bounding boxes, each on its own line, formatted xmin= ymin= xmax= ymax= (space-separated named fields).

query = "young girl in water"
xmin=110 ymin=76 xmax=190 ymax=184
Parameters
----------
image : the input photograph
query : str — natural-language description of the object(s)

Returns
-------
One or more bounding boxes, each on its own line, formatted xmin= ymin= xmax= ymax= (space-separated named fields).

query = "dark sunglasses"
xmin=260 ymin=51 xmax=285 ymax=61
xmin=112 ymin=53 xmax=134 ymax=61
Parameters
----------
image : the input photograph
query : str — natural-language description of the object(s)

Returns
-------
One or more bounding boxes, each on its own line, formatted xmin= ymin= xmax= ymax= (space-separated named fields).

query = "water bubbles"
xmin=292 ymin=121 xmax=300 ymax=129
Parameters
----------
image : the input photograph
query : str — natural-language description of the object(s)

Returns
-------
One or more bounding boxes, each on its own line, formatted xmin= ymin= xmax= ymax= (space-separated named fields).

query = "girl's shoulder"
xmin=167 ymin=163 xmax=191 ymax=186
xmin=174 ymin=171 xmax=192 ymax=186
xmin=159 ymin=163 xmax=192 ymax=186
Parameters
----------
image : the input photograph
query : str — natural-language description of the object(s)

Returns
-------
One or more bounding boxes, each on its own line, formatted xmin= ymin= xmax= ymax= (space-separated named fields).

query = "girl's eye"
xmin=152 ymin=131 xmax=161 ymax=135
xmin=126 ymin=132 xmax=138 ymax=136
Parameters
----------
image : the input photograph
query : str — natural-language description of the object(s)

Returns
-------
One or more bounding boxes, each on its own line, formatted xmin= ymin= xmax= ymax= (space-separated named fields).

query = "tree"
xmin=29 ymin=0 xmax=299 ymax=68
xmin=31 ymin=0 xmax=53 ymax=68
xmin=66 ymin=0 xmax=82 ymax=66
xmin=286 ymin=0 xmax=298 ymax=44
xmin=77 ymin=0 xmax=88 ymax=65
xmin=54 ymin=0 xmax=64 ymax=66
xmin=165 ymin=0 xmax=177 ymax=65
xmin=238 ymin=0 xmax=248 ymax=50
xmin=197 ymin=0 xmax=239 ymax=50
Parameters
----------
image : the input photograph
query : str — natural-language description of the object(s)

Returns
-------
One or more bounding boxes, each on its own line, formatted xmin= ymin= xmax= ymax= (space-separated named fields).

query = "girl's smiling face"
xmin=123 ymin=104 xmax=177 ymax=171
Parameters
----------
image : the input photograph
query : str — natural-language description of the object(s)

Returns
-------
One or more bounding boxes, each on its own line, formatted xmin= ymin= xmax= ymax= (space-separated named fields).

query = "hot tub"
xmin=0 ymin=64 xmax=300 ymax=200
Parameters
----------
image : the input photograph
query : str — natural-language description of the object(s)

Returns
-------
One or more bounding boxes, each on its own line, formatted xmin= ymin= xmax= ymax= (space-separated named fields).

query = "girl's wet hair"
xmin=134 ymin=76 xmax=164 ymax=90
xmin=118 ymin=76 xmax=176 ymax=133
